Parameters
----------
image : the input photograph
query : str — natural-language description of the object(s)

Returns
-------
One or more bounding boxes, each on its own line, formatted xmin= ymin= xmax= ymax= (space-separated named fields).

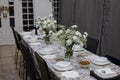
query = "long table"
xmin=20 ymin=32 xmax=120 ymax=80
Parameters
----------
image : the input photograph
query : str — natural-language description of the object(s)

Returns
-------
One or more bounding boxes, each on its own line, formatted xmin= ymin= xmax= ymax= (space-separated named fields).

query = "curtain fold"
xmin=59 ymin=0 xmax=75 ymax=27
xmin=101 ymin=0 xmax=120 ymax=58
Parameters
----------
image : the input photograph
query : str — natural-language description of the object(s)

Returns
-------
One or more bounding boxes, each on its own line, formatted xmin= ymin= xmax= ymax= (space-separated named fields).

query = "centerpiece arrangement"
xmin=56 ymin=25 xmax=88 ymax=59
xmin=36 ymin=14 xmax=88 ymax=59
xmin=36 ymin=14 xmax=57 ymax=44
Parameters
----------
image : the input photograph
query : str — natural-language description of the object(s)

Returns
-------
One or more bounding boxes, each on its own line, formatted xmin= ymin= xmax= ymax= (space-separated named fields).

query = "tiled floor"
xmin=0 ymin=45 xmax=21 ymax=80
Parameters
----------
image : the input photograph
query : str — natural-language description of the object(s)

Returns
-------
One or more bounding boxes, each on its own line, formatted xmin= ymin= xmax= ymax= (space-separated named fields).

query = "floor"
xmin=0 ymin=45 xmax=21 ymax=80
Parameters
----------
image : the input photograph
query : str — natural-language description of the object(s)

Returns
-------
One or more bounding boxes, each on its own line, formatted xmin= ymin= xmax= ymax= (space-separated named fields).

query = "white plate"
xmin=53 ymin=64 xmax=73 ymax=71
xmin=39 ymin=47 xmax=54 ymax=55
xmin=21 ymin=32 xmax=32 ymax=36
xmin=29 ymin=42 xmax=41 ymax=46
xmin=92 ymin=60 xmax=110 ymax=65
xmin=42 ymin=55 xmax=57 ymax=59
xmin=27 ymin=39 xmax=39 ymax=43
xmin=23 ymin=36 xmax=32 ymax=39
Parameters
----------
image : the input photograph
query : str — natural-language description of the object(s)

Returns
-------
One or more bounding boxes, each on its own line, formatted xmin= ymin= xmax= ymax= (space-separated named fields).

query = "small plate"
xmin=53 ymin=64 xmax=73 ymax=71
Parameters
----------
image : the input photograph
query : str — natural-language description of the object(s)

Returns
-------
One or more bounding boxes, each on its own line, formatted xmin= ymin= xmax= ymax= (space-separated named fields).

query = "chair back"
xmin=11 ymin=27 xmax=20 ymax=50
xmin=85 ymin=37 xmax=99 ymax=53
xmin=35 ymin=52 xmax=51 ymax=80
xmin=19 ymin=40 xmax=41 ymax=80
xmin=105 ymin=55 xmax=120 ymax=66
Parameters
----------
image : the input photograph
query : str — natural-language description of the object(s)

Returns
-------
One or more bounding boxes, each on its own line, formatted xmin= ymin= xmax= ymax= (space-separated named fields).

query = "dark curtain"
xmin=59 ymin=0 xmax=120 ymax=58
xmin=59 ymin=0 xmax=76 ymax=27
xmin=101 ymin=0 xmax=120 ymax=58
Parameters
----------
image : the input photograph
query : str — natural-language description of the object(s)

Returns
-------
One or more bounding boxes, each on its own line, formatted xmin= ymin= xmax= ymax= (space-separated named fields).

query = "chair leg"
xmin=19 ymin=55 xmax=22 ymax=77
xmin=15 ymin=47 xmax=19 ymax=70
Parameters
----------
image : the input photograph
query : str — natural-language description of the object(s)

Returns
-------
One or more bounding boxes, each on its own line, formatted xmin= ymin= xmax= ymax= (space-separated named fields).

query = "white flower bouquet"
xmin=56 ymin=25 xmax=88 ymax=58
xmin=35 ymin=14 xmax=57 ymax=44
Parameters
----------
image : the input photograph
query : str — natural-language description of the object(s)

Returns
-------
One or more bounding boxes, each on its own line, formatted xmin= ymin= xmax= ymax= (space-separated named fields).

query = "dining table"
xmin=20 ymin=31 xmax=120 ymax=80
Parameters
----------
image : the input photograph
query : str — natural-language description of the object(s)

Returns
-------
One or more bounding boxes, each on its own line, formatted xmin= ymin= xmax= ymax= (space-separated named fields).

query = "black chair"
xmin=11 ymin=27 xmax=21 ymax=70
xmin=35 ymin=52 xmax=51 ymax=80
xmin=105 ymin=55 xmax=120 ymax=66
xmin=19 ymin=40 xmax=41 ymax=80
xmin=85 ymin=37 xmax=99 ymax=53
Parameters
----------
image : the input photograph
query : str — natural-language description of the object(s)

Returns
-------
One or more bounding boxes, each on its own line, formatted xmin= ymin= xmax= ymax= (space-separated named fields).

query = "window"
xmin=52 ymin=0 xmax=60 ymax=23
xmin=22 ymin=0 xmax=34 ymax=31
xmin=9 ymin=2 xmax=15 ymax=27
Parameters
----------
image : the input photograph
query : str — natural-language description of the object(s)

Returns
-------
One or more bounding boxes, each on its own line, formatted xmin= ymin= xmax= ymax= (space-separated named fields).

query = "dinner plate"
xmin=27 ymin=39 xmax=40 ymax=43
xmin=53 ymin=64 xmax=73 ymax=71
xmin=21 ymin=32 xmax=32 ymax=36
xmin=42 ymin=55 xmax=57 ymax=59
xmin=38 ymin=47 xmax=54 ymax=55
xmin=92 ymin=60 xmax=110 ymax=65
xmin=29 ymin=42 xmax=41 ymax=46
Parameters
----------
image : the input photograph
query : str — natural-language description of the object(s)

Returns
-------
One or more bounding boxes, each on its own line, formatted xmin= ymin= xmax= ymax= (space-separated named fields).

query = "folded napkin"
xmin=61 ymin=71 xmax=80 ymax=80
xmin=94 ymin=68 xmax=118 ymax=79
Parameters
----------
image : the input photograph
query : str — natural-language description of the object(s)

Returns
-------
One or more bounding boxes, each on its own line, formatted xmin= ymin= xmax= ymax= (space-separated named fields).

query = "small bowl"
xmin=80 ymin=60 xmax=90 ymax=68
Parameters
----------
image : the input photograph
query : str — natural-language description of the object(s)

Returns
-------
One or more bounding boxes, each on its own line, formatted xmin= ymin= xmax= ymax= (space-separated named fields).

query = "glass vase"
xmin=65 ymin=48 xmax=73 ymax=61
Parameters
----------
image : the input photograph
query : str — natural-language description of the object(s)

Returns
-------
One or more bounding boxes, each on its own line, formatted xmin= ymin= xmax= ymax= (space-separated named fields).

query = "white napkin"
xmin=61 ymin=71 xmax=80 ymax=80
xmin=94 ymin=68 xmax=118 ymax=79
xmin=42 ymin=55 xmax=56 ymax=59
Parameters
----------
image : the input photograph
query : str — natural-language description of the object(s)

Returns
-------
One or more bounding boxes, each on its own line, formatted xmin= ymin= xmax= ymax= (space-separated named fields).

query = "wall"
xmin=33 ymin=0 xmax=52 ymax=20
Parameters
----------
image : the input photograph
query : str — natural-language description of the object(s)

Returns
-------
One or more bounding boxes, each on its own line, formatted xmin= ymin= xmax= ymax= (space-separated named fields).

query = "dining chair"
xmin=19 ymin=40 xmax=41 ymax=80
xmin=11 ymin=27 xmax=21 ymax=70
xmin=35 ymin=52 xmax=51 ymax=80
xmin=85 ymin=36 xmax=99 ymax=54
xmin=105 ymin=55 xmax=120 ymax=66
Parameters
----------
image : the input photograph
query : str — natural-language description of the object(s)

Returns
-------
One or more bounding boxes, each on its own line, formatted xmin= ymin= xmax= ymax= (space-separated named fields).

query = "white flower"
xmin=36 ymin=16 xmax=41 ymax=19
xmin=53 ymin=20 xmax=57 ymax=24
xmin=84 ymin=32 xmax=88 ymax=36
xmin=73 ymin=36 xmax=79 ymax=43
xmin=43 ymin=21 xmax=47 ymax=25
xmin=66 ymin=29 xmax=71 ymax=33
xmin=57 ymin=30 xmax=63 ymax=35
xmin=83 ymin=35 xmax=87 ymax=39
xmin=75 ymin=31 xmax=82 ymax=37
xmin=49 ymin=30 xmax=53 ymax=34
xmin=71 ymin=25 xmax=78 ymax=28
xmin=49 ymin=14 xmax=53 ymax=18
xmin=66 ymin=39 xmax=72 ymax=46
xmin=46 ymin=19 xmax=50 ymax=23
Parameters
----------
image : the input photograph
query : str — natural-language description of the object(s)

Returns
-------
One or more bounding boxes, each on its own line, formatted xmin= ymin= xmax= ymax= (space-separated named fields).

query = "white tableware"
xmin=56 ymin=61 xmax=71 ymax=68
xmin=73 ymin=44 xmax=84 ymax=52
xmin=92 ymin=57 xmax=110 ymax=65
xmin=53 ymin=64 xmax=73 ymax=71
xmin=27 ymin=37 xmax=40 ymax=43
xmin=42 ymin=55 xmax=57 ymax=59
xmin=21 ymin=32 xmax=32 ymax=36
xmin=23 ymin=36 xmax=32 ymax=39
xmin=29 ymin=42 xmax=41 ymax=46
xmin=39 ymin=47 xmax=54 ymax=55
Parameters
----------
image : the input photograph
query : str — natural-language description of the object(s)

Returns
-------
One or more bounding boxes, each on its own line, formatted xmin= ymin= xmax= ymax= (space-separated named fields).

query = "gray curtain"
xmin=101 ymin=0 xmax=120 ymax=58
xmin=59 ymin=0 xmax=120 ymax=58
xmin=59 ymin=0 xmax=76 ymax=27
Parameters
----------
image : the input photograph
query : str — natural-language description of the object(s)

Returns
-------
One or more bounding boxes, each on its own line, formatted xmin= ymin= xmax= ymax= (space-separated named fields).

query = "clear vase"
xmin=65 ymin=49 xmax=73 ymax=61
xmin=45 ymin=34 xmax=51 ymax=45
